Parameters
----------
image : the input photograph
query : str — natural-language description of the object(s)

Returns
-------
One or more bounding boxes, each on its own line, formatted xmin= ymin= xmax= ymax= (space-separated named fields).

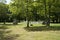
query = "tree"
xmin=0 ymin=2 xmax=9 ymax=24
xmin=9 ymin=0 xmax=60 ymax=27
xmin=9 ymin=0 xmax=34 ymax=26
xmin=9 ymin=0 xmax=26 ymax=24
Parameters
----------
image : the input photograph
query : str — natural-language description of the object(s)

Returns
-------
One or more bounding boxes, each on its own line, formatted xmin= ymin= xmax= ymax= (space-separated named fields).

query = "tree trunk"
xmin=4 ymin=20 xmax=6 ymax=24
xmin=46 ymin=4 xmax=51 ymax=28
xmin=46 ymin=18 xmax=50 ymax=28
xmin=44 ymin=0 xmax=47 ymax=18
xmin=27 ymin=19 xmax=29 ymax=27
xmin=53 ymin=20 xmax=54 ymax=23
xmin=4 ymin=22 xmax=5 ymax=24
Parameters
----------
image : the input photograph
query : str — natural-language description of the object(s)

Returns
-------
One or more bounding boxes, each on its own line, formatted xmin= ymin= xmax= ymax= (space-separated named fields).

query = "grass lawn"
xmin=0 ymin=22 xmax=60 ymax=40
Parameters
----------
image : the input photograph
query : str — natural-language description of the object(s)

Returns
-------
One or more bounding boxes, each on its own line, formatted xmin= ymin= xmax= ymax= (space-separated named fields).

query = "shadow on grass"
xmin=24 ymin=26 xmax=60 ymax=31
xmin=0 ymin=23 xmax=23 ymax=26
xmin=4 ymin=34 xmax=20 ymax=40
xmin=0 ymin=25 xmax=20 ymax=40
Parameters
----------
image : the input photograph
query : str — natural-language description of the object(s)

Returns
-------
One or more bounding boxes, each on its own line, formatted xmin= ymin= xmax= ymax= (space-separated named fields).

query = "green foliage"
xmin=0 ymin=3 xmax=9 ymax=21
xmin=0 ymin=0 xmax=60 ymax=23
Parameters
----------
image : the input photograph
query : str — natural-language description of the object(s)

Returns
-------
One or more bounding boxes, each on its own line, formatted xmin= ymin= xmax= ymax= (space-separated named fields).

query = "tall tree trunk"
xmin=53 ymin=20 xmax=54 ymax=23
xmin=26 ymin=0 xmax=30 ymax=27
xmin=4 ymin=22 xmax=5 ymax=24
xmin=46 ymin=18 xmax=50 ymax=28
xmin=44 ymin=0 xmax=48 ymax=27
xmin=4 ymin=20 xmax=6 ymax=24
xmin=46 ymin=8 xmax=50 ymax=27
xmin=27 ymin=19 xmax=29 ymax=27
xmin=46 ymin=4 xmax=51 ymax=28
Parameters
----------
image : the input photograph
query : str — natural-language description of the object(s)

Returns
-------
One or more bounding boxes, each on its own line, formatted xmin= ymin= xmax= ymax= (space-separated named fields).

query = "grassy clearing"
xmin=0 ymin=22 xmax=60 ymax=40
